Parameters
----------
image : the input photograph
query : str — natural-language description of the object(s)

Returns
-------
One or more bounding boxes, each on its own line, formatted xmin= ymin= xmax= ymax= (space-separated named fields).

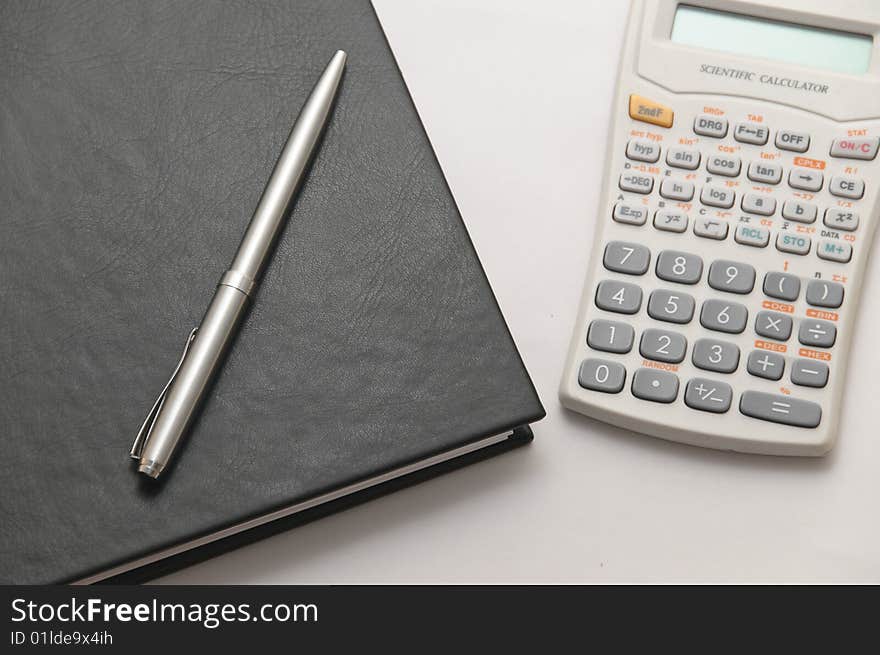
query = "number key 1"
xmin=587 ymin=320 xmax=634 ymax=354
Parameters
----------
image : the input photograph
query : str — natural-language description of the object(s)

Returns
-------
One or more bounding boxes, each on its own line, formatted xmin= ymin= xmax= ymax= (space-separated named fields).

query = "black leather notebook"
xmin=0 ymin=0 xmax=544 ymax=584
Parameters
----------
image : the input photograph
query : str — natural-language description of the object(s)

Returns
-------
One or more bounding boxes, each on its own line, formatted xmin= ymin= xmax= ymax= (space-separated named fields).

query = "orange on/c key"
xmin=628 ymin=94 xmax=674 ymax=128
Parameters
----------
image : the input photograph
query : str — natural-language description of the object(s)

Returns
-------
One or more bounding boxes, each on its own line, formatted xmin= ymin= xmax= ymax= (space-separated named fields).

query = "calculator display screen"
xmin=671 ymin=5 xmax=873 ymax=75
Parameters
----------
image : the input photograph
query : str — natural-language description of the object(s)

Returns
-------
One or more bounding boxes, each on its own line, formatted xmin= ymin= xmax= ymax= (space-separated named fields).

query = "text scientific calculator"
xmin=560 ymin=0 xmax=880 ymax=455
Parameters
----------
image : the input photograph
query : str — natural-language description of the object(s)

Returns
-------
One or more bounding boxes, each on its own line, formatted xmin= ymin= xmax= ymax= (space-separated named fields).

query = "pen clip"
xmin=129 ymin=327 xmax=199 ymax=460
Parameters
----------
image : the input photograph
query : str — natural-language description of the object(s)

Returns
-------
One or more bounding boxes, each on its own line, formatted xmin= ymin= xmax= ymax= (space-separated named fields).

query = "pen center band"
xmin=219 ymin=269 xmax=258 ymax=299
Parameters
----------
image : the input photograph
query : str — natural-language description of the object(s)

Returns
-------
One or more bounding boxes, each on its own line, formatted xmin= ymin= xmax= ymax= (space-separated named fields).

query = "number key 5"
xmin=647 ymin=289 xmax=695 ymax=324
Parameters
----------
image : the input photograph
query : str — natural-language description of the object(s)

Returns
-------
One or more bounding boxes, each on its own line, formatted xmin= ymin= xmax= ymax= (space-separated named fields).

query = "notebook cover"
xmin=0 ymin=0 xmax=544 ymax=584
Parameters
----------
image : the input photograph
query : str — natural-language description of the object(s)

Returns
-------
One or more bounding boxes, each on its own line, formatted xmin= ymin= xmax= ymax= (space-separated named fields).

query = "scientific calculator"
xmin=560 ymin=0 xmax=880 ymax=455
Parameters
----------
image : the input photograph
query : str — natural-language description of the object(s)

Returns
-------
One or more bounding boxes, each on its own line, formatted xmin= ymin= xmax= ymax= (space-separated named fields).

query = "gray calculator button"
xmin=775 ymin=232 xmax=811 ymax=255
xmin=739 ymin=391 xmax=821 ymax=428
xmin=741 ymin=193 xmax=776 ymax=216
xmin=755 ymin=311 xmax=792 ymax=341
xmin=693 ymin=217 xmax=728 ymax=240
xmin=805 ymin=280 xmax=844 ymax=308
xmin=587 ymin=320 xmax=635 ymax=354
xmin=639 ymin=328 xmax=687 ymax=364
xmin=763 ymin=272 xmax=800 ymax=301
xmin=659 ymin=179 xmax=694 ymax=202
xmin=647 ymin=289 xmax=695 ymax=324
xmin=613 ymin=202 xmax=648 ymax=226
xmin=707 ymin=259 xmax=755 ymax=294
xmin=798 ymin=320 xmax=836 ymax=348
xmin=595 ymin=280 xmax=642 ymax=314
xmin=700 ymin=185 xmax=735 ymax=208
xmin=655 ymin=250 xmax=703 ymax=284
xmin=626 ymin=138 xmax=660 ymax=163
xmin=631 ymin=368 xmax=679 ymax=403
xmin=706 ymin=154 xmax=741 ymax=177
xmin=823 ymin=208 xmax=859 ymax=231
xmin=693 ymin=115 xmax=728 ymax=138
xmin=692 ymin=338 xmax=739 ymax=373
xmin=788 ymin=168 xmax=823 ymax=192
xmin=619 ymin=172 xmax=653 ymax=194
xmin=578 ymin=358 xmax=626 ymax=394
xmin=654 ymin=210 xmax=688 ymax=233
xmin=775 ymin=130 xmax=810 ymax=153
xmin=782 ymin=200 xmax=817 ymax=224
xmin=734 ymin=224 xmax=769 ymax=248
xmin=666 ymin=148 xmax=701 ymax=170
xmin=791 ymin=359 xmax=829 ymax=388
xmin=734 ymin=122 xmax=769 ymax=145
xmin=603 ymin=241 xmax=650 ymax=275
xmin=685 ymin=378 xmax=733 ymax=413
xmin=747 ymin=162 xmax=782 ymax=185
xmin=817 ymin=240 xmax=852 ymax=263
xmin=829 ymin=136 xmax=879 ymax=161
xmin=747 ymin=350 xmax=784 ymax=380
xmin=700 ymin=299 xmax=748 ymax=334
xmin=829 ymin=175 xmax=864 ymax=200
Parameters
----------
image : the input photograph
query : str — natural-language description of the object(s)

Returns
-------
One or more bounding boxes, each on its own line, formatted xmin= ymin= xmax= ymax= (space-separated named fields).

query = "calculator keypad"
xmin=700 ymin=185 xmax=735 ymax=208
xmin=734 ymin=122 xmax=768 ymax=145
xmin=691 ymin=339 xmax=739 ymax=373
xmin=707 ymin=260 xmax=755 ymax=294
xmin=595 ymin=280 xmax=642 ymax=314
xmin=570 ymin=95 xmax=871 ymax=443
xmin=791 ymin=360 xmax=829 ymax=388
xmin=655 ymin=251 xmax=703 ymax=284
xmin=700 ymin=300 xmax=748 ymax=334
xmin=763 ymin=272 xmax=800 ymax=301
xmin=805 ymin=280 xmax=843 ymax=308
xmin=647 ymin=289 xmax=694 ymax=324
xmin=754 ymin=311 xmax=792 ymax=341
xmin=603 ymin=241 xmax=650 ymax=275
xmin=631 ymin=368 xmax=679 ymax=403
xmin=775 ymin=130 xmax=810 ymax=152
xmin=578 ymin=359 xmax=626 ymax=393
xmin=740 ymin=392 xmax=821 ymax=428
xmin=788 ymin=168 xmax=823 ymax=192
xmin=639 ymin=328 xmax=687 ymax=364
xmin=747 ymin=350 xmax=784 ymax=381
xmin=706 ymin=154 xmax=740 ymax=177
xmin=587 ymin=320 xmax=634 ymax=354
xmin=781 ymin=200 xmax=817 ymax=223
xmin=684 ymin=378 xmax=733 ymax=413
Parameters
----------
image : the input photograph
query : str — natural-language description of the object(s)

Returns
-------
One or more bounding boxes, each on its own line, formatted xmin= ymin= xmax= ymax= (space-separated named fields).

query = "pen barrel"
xmin=137 ymin=282 xmax=250 ymax=477
xmin=229 ymin=49 xmax=346 ymax=282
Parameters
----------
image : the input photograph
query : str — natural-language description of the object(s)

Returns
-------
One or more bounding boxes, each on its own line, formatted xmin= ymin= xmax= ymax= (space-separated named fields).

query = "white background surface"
xmin=159 ymin=0 xmax=880 ymax=583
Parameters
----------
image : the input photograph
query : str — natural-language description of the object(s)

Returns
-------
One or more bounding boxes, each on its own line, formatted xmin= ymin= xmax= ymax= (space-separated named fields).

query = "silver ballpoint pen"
xmin=130 ymin=50 xmax=347 ymax=478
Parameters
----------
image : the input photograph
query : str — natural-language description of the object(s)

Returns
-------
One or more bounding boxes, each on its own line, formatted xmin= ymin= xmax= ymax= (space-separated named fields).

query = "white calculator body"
xmin=560 ymin=0 xmax=880 ymax=455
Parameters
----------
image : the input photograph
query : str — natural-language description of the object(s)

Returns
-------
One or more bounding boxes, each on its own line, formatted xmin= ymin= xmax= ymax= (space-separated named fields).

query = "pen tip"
xmin=333 ymin=50 xmax=347 ymax=67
